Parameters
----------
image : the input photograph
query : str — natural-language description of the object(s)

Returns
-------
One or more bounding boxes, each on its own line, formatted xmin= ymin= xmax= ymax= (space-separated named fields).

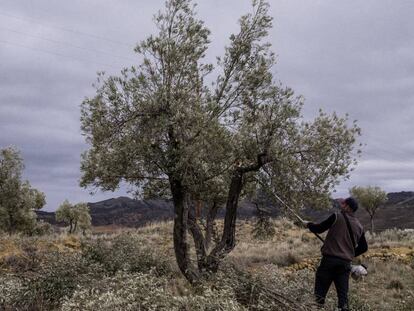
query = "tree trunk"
xmin=170 ymin=178 xmax=200 ymax=284
xmin=188 ymin=208 xmax=208 ymax=273
xmin=370 ymin=215 xmax=375 ymax=233
xmin=205 ymin=201 xmax=219 ymax=251
xmin=206 ymin=169 xmax=244 ymax=272
xmin=173 ymin=154 xmax=269 ymax=281
xmin=8 ymin=213 xmax=15 ymax=236
xmin=204 ymin=154 xmax=269 ymax=273
xmin=69 ymin=220 xmax=73 ymax=234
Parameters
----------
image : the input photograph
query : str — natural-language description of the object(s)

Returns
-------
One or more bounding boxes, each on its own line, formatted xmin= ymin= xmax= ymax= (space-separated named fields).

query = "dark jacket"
xmin=307 ymin=212 xmax=368 ymax=261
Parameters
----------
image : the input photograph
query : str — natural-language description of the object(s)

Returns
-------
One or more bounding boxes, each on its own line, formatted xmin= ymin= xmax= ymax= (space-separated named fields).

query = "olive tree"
xmin=349 ymin=185 xmax=387 ymax=232
xmin=0 ymin=147 xmax=46 ymax=235
xmin=56 ymin=200 xmax=91 ymax=234
xmin=80 ymin=0 xmax=361 ymax=283
xmin=76 ymin=203 xmax=92 ymax=234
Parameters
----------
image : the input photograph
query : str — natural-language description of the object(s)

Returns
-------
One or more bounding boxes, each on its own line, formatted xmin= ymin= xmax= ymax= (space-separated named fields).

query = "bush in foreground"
xmin=61 ymin=271 xmax=243 ymax=311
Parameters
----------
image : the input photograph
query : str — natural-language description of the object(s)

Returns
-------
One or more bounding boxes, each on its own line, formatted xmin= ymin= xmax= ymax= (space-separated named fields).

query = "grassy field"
xmin=1 ymin=219 xmax=413 ymax=310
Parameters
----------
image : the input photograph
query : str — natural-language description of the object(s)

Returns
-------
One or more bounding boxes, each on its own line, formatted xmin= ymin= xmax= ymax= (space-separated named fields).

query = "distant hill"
xmin=88 ymin=197 xmax=174 ymax=226
xmin=37 ymin=192 xmax=414 ymax=231
xmin=355 ymin=191 xmax=414 ymax=230
xmin=87 ymin=197 xmax=279 ymax=226
xmin=37 ymin=197 xmax=278 ymax=228
xmin=36 ymin=197 xmax=174 ymax=227
xmin=385 ymin=191 xmax=414 ymax=205
xmin=303 ymin=192 xmax=414 ymax=231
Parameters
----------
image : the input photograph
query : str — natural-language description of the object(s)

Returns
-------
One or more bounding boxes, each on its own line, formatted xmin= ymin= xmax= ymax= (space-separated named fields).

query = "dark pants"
xmin=314 ymin=255 xmax=351 ymax=310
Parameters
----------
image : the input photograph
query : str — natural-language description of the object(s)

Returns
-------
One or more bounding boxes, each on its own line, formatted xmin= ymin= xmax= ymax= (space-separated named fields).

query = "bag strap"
xmin=342 ymin=212 xmax=356 ymax=250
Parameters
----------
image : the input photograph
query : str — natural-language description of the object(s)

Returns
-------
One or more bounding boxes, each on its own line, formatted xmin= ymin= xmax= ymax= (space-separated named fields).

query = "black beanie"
xmin=345 ymin=197 xmax=358 ymax=212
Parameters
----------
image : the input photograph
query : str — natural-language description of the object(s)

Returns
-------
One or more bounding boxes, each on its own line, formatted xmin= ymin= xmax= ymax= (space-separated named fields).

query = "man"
xmin=306 ymin=197 xmax=368 ymax=310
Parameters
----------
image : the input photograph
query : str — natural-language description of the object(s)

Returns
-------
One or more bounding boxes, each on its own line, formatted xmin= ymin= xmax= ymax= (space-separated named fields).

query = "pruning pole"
xmin=271 ymin=192 xmax=325 ymax=243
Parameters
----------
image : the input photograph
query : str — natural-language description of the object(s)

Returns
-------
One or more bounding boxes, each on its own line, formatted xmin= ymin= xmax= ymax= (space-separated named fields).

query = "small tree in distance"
xmin=56 ymin=200 xmax=91 ymax=234
xmin=77 ymin=203 xmax=92 ymax=235
xmin=349 ymin=185 xmax=388 ymax=232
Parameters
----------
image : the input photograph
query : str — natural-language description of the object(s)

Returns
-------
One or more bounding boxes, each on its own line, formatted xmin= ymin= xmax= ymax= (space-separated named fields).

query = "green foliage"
xmin=80 ymin=0 xmax=361 ymax=210
xmin=0 ymin=232 xmax=173 ymax=310
xmin=55 ymin=199 xmax=73 ymax=228
xmin=80 ymin=0 xmax=362 ymax=281
xmin=61 ymin=262 xmax=310 ymax=311
xmin=0 ymin=147 xmax=46 ymax=234
xmin=56 ymin=200 xmax=91 ymax=234
xmin=251 ymin=189 xmax=276 ymax=240
xmin=207 ymin=264 xmax=314 ymax=310
xmin=0 ymin=250 xmax=103 ymax=310
xmin=81 ymin=232 xmax=173 ymax=276
xmin=20 ymin=253 xmax=98 ymax=309
xmin=350 ymin=186 xmax=388 ymax=215
xmin=0 ymin=275 xmax=24 ymax=308
xmin=76 ymin=203 xmax=92 ymax=234
xmin=252 ymin=216 xmax=275 ymax=240
xmin=19 ymin=219 xmax=54 ymax=236
xmin=30 ymin=220 xmax=54 ymax=236
xmin=367 ymin=228 xmax=414 ymax=243
xmin=61 ymin=270 xmax=245 ymax=311
xmin=350 ymin=185 xmax=388 ymax=232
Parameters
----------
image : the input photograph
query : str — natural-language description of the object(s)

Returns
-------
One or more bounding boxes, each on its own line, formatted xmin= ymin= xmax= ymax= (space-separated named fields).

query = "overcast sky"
xmin=1 ymin=0 xmax=413 ymax=211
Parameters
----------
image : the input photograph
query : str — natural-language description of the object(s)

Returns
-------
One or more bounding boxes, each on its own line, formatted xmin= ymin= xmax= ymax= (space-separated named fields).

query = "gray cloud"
xmin=1 ymin=0 xmax=413 ymax=210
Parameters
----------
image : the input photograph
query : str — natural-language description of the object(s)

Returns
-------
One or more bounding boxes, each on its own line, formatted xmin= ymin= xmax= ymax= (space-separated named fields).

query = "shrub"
xmin=252 ymin=217 xmax=276 ymax=241
xmin=0 ymin=239 xmax=43 ymax=273
xmin=275 ymin=217 xmax=295 ymax=231
xmin=367 ymin=229 xmax=414 ymax=244
xmin=347 ymin=294 xmax=374 ymax=311
xmin=0 ymin=275 xmax=24 ymax=308
xmin=11 ymin=251 xmax=103 ymax=310
xmin=61 ymin=271 xmax=245 ymax=311
xmin=81 ymin=232 xmax=173 ymax=276
xmin=269 ymin=251 xmax=301 ymax=267
xmin=387 ymin=279 xmax=404 ymax=290
xmin=207 ymin=264 xmax=312 ymax=310
xmin=31 ymin=220 xmax=54 ymax=236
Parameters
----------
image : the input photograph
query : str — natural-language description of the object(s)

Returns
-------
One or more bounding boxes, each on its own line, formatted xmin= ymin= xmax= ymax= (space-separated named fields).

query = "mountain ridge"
xmin=36 ymin=191 xmax=414 ymax=231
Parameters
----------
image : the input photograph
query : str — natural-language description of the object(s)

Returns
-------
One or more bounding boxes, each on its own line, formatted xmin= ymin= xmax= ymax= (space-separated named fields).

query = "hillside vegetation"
xmin=1 ymin=219 xmax=413 ymax=310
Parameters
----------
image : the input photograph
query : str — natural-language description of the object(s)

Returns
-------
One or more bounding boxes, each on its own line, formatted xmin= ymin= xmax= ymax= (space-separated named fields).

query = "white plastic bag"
xmin=351 ymin=264 xmax=368 ymax=280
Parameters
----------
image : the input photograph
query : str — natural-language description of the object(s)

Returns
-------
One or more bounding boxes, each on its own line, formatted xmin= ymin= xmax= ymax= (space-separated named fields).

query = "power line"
xmin=0 ymin=10 xmax=135 ymax=49
xmin=0 ymin=39 xmax=120 ymax=70
xmin=0 ymin=26 xmax=137 ymax=63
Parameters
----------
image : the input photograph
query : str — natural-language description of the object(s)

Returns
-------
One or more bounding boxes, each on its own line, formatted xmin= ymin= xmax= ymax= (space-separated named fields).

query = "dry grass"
xmin=229 ymin=219 xmax=414 ymax=310
xmin=1 ymin=218 xmax=413 ymax=310
xmin=229 ymin=218 xmax=322 ymax=269
xmin=0 ymin=234 xmax=80 ymax=266
xmin=84 ymin=218 xmax=414 ymax=310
